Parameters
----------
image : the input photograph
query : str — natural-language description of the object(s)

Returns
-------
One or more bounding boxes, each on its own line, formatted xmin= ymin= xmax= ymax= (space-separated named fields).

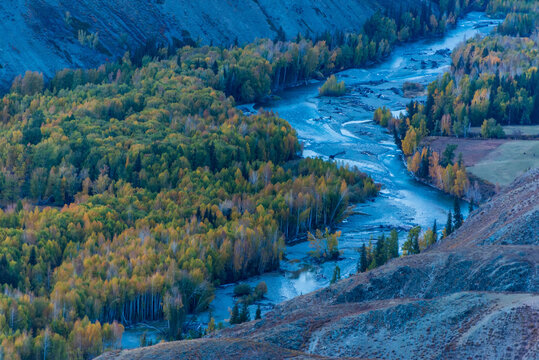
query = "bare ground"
xmin=421 ymin=136 xmax=508 ymax=167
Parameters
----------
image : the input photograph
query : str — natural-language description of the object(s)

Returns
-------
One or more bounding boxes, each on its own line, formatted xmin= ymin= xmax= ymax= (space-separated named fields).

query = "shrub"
xmin=254 ymin=281 xmax=268 ymax=299
xmin=233 ymin=283 xmax=252 ymax=297
xmin=481 ymin=119 xmax=505 ymax=139
xmin=319 ymin=75 xmax=346 ymax=97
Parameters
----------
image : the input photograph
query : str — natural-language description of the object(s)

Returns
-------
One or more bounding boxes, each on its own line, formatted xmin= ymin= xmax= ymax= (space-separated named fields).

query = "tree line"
xmin=8 ymin=0 xmax=486 ymax=104
xmin=358 ymin=198 xmax=467 ymax=272
xmin=413 ymin=0 xmax=539 ymax=137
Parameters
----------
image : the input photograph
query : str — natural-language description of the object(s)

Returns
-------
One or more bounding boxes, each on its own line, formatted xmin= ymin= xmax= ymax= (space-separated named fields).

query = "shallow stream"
xmin=122 ymin=12 xmax=499 ymax=348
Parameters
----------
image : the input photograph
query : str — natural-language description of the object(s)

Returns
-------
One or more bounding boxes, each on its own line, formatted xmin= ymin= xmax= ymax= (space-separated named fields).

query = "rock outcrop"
xmin=0 ymin=0 xmax=425 ymax=90
xmin=99 ymin=169 xmax=539 ymax=360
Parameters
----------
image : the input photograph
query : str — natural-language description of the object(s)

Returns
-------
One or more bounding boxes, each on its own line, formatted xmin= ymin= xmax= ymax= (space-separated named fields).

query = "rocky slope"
xmin=0 ymin=0 xmax=425 ymax=90
xmin=99 ymin=169 xmax=539 ymax=360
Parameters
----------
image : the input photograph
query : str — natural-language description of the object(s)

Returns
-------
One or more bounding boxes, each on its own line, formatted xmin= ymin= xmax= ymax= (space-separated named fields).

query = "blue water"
xmin=122 ymin=12 xmax=499 ymax=349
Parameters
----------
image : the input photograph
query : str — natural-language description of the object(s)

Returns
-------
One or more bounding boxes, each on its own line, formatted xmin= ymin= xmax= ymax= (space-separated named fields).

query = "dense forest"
xmin=0 ymin=47 xmax=381 ymax=360
xmin=373 ymin=0 xmax=538 ymax=198
xmin=415 ymin=0 xmax=539 ymax=135
xmin=0 ymin=0 xmax=525 ymax=358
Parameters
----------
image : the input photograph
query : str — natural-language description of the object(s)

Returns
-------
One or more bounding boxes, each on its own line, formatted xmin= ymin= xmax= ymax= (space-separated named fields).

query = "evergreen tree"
xmin=432 ymin=219 xmax=438 ymax=243
xmin=393 ymin=128 xmax=402 ymax=149
xmin=444 ymin=211 xmax=453 ymax=237
xmin=330 ymin=266 xmax=341 ymax=284
xmin=230 ymin=303 xmax=240 ymax=325
xmin=403 ymin=226 xmax=421 ymax=255
xmin=0 ymin=254 xmax=10 ymax=284
xmin=453 ymin=198 xmax=463 ymax=230
xmin=29 ymin=246 xmax=38 ymax=266
xmin=16 ymin=200 xmax=23 ymax=213
xmin=140 ymin=332 xmax=147 ymax=347
xmin=239 ymin=302 xmax=250 ymax=323
xmin=387 ymin=229 xmax=399 ymax=259
xmin=255 ymin=305 xmax=262 ymax=320
xmin=358 ymin=244 xmax=368 ymax=272
xmin=412 ymin=230 xmax=420 ymax=254
xmin=419 ymin=147 xmax=430 ymax=179
xmin=374 ymin=235 xmax=386 ymax=267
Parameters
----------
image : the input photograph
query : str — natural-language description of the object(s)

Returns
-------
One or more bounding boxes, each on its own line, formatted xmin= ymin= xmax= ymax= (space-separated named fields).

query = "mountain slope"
xmin=0 ymin=0 xmax=425 ymax=90
xmin=99 ymin=169 xmax=539 ymax=360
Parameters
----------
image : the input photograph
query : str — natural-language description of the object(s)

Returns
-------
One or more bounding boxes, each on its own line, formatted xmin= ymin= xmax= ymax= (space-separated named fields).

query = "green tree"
xmin=255 ymin=305 xmax=261 ymax=320
xmin=358 ymin=244 xmax=368 ymax=273
xmin=319 ymin=75 xmax=346 ymax=97
xmin=468 ymin=199 xmax=475 ymax=214
xmin=330 ymin=266 xmax=341 ymax=284
xmin=230 ymin=303 xmax=240 ymax=325
xmin=403 ymin=226 xmax=421 ymax=255
xmin=239 ymin=302 xmax=250 ymax=323
xmin=453 ymin=198 xmax=463 ymax=230
xmin=481 ymin=119 xmax=505 ymax=139
xmin=444 ymin=211 xmax=453 ymax=237
xmin=29 ymin=246 xmax=38 ymax=266
xmin=440 ymin=144 xmax=457 ymax=167
xmin=432 ymin=220 xmax=438 ymax=243
xmin=387 ymin=229 xmax=399 ymax=259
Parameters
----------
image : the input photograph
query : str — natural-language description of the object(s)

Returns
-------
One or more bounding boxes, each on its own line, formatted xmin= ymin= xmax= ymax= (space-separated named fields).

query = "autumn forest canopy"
xmin=374 ymin=0 xmax=538 ymax=199
xmin=0 ymin=0 xmax=536 ymax=359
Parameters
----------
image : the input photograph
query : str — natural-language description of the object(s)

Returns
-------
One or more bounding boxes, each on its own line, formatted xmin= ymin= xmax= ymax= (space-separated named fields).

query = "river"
xmin=121 ymin=11 xmax=499 ymax=348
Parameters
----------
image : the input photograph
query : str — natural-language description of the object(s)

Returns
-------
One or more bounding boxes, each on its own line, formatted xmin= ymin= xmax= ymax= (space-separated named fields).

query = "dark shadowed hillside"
xmin=99 ymin=169 xmax=538 ymax=360
xmin=0 ymin=0 xmax=426 ymax=90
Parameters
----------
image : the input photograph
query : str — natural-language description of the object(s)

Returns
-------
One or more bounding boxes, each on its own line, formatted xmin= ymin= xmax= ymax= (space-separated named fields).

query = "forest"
xmin=373 ymin=0 xmax=538 ymax=198
xmin=0 ymin=0 xmax=528 ymax=358
xmin=415 ymin=0 xmax=539 ymax=134
xmin=0 ymin=26 xmax=383 ymax=360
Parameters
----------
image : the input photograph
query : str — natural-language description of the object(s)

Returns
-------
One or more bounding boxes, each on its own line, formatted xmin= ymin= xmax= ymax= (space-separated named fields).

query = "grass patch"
xmin=468 ymin=140 xmax=539 ymax=186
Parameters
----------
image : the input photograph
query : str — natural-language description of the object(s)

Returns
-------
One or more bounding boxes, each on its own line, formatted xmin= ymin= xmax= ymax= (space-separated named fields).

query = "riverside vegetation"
xmin=0 ymin=0 xmax=516 ymax=358
xmin=374 ymin=0 xmax=538 ymax=199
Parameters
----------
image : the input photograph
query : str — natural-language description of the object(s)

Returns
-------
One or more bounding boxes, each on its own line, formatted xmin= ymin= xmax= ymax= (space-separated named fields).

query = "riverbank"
xmin=121 ymin=11 xmax=498 ymax=349
xmin=420 ymin=136 xmax=539 ymax=197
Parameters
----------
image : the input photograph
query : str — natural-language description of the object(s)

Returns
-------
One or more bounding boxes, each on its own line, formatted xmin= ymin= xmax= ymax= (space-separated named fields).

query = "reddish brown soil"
xmin=421 ymin=136 xmax=507 ymax=167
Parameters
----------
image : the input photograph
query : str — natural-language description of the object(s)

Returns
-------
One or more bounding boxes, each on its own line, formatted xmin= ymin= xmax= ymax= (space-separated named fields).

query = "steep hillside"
xmin=100 ymin=169 xmax=539 ymax=360
xmin=96 ymin=338 xmax=366 ymax=360
xmin=0 ymin=0 xmax=424 ymax=90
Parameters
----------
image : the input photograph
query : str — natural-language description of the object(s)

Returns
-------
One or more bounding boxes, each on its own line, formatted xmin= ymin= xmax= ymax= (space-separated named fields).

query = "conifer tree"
xmin=230 ymin=303 xmax=240 ymax=325
xmin=330 ymin=266 xmax=341 ymax=284
xmin=403 ymin=226 xmax=421 ymax=255
xmin=432 ymin=219 xmax=438 ymax=243
xmin=29 ymin=246 xmax=38 ymax=266
xmin=387 ymin=229 xmax=400 ymax=260
xmin=255 ymin=305 xmax=261 ymax=320
xmin=374 ymin=235 xmax=386 ymax=267
xmin=444 ymin=211 xmax=453 ymax=237
xmin=239 ymin=302 xmax=250 ymax=323
xmin=453 ymin=198 xmax=463 ymax=230
xmin=358 ymin=244 xmax=368 ymax=272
